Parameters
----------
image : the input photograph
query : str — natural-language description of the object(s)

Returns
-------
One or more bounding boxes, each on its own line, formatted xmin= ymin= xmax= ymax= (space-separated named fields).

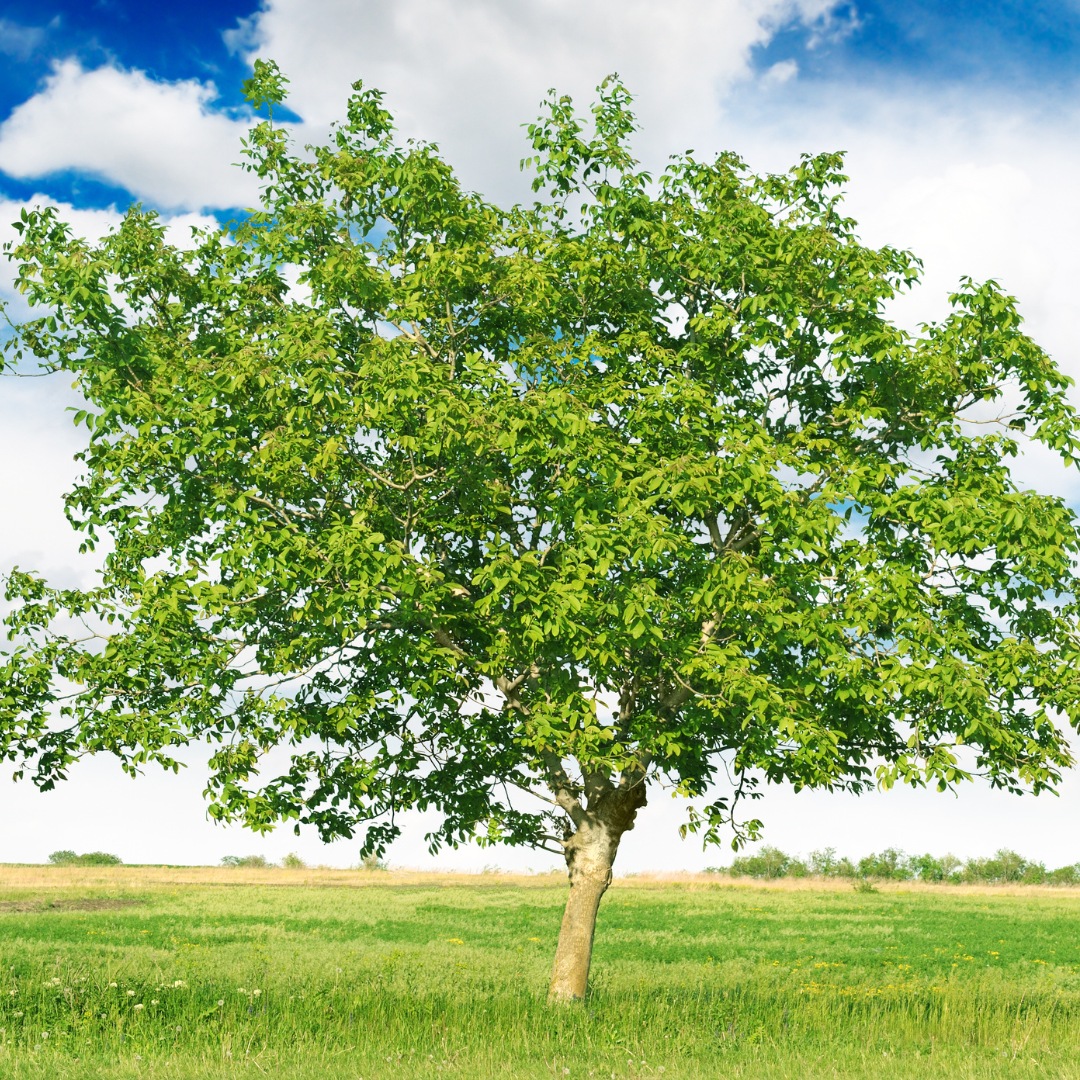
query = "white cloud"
xmin=0 ymin=61 xmax=259 ymax=211
xmin=0 ymin=198 xmax=220 ymax=594
xmin=763 ymin=59 xmax=799 ymax=84
xmin=230 ymin=0 xmax=841 ymax=200
xmin=0 ymin=17 xmax=49 ymax=59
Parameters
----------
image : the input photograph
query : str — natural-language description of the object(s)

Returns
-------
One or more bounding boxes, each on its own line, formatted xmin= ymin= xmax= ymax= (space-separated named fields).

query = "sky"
xmin=2 ymin=0 xmax=1080 ymax=872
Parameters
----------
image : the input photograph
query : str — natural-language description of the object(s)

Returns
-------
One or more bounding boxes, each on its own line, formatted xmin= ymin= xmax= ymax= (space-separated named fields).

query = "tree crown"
xmin=4 ymin=69 xmax=1080 ymax=854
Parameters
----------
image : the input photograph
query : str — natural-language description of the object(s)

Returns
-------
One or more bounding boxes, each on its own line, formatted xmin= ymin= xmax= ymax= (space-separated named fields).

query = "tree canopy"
xmin=4 ymin=62 xmax=1080 ymax=998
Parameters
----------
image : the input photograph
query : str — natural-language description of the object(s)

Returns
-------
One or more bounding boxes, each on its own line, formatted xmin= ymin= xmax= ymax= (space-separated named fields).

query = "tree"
xmin=3 ymin=61 xmax=1080 ymax=1001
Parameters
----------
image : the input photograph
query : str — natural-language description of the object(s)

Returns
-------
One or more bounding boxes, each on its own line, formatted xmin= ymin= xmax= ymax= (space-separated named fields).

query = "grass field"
xmin=2 ymin=867 xmax=1080 ymax=1078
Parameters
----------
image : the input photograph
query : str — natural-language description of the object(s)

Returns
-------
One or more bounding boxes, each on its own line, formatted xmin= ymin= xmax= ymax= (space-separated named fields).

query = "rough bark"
xmin=548 ymin=783 xmax=647 ymax=1002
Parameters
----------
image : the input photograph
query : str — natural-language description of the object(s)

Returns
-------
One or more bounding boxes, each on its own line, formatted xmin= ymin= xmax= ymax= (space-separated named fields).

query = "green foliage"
xmin=858 ymin=848 xmax=912 ymax=881
xmin=3 ymin=879 xmax=1080 ymax=1077
xmin=280 ymin=852 xmax=306 ymax=869
xmin=47 ymin=850 xmax=121 ymax=867
xmin=808 ymin=847 xmax=857 ymax=878
xmin=721 ymin=846 xmax=1080 ymax=885
xmin=219 ymin=855 xmax=269 ymax=869
xmin=4 ymin=68 xmax=1080 ymax=861
xmin=907 ymin=852 xmax=961 ymax=882
xmin=241 ymin=58 xmax=290 ymax=117
xmin=1049 ymin=864 xmax=1080 ymax=885
xmin=730 ymin=845 xmax=792 ymax=879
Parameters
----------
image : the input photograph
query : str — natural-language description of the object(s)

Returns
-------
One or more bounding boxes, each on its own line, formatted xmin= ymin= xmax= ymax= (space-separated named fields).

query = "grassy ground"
xmin=2 ymin=867 xmax=1080 ymax=1078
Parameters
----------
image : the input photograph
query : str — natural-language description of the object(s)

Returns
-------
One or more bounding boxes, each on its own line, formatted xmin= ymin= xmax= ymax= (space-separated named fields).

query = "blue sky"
xmin=3 ymin=0 xmax=1080 ymax=868
xmin=760 ymin=0 xmax=1080 ymax=88
xmin=1 ymin=1 xmax=1079 ymax=210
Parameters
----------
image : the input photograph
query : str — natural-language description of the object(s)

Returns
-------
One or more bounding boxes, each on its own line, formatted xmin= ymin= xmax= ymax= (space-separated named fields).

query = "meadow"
xmin=2 ymin=866 xmax=1080 ymax=1079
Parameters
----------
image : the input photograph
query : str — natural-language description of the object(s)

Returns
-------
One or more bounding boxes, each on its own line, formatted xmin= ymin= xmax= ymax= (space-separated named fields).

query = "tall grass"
xmin=2 ymin=870 xmax=1080 ymax=1077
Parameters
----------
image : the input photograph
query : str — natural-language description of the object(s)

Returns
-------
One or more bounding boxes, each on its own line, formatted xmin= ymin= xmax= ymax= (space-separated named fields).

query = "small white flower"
xmin=176 ymin=1026 xmax=182 ymax=1033
xmin=253 ymin=989 xmax=261 ymax=996
xmin=42 ymin=1032 xmax=49 ymax=1038
xmin=133 ymin=1003 xmax=144 ymax=1011
xmin=217 ymin=999 xmax=224 ymax=1007
xmin=109 ymin=982 xmax=117 ymax=988
xmin=172 ymin=980 xmax=186 ymax=988
xmin=13 ymin=1012 xmax=23 ymax=1018
xmin=237 ymin=987 xmax=246 ymax=993
xmin=150 ymin=999 xmax=159 ymax=1005
xmin=126 ymin=990 xmax=136 ymax=997
xmin=7 ymin=990 xmax=14 ymax=996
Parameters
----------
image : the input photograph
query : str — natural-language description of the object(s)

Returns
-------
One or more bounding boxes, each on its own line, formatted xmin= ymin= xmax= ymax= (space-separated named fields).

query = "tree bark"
xmin=548 ymin=784 xmax=646 ymax=1002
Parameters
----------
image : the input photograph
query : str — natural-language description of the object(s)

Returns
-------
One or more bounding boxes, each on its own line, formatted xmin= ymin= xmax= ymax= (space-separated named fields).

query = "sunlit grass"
xmin=2 ymin=867 xmax=1080 ymax=1077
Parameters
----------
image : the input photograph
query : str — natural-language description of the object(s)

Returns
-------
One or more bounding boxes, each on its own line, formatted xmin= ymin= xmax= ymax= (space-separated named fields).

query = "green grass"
xmin=3 ymin=875 xmax=1080 ymax=1077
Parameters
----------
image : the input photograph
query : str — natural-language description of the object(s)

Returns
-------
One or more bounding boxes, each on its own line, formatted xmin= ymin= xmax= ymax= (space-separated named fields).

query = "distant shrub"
xmin=807 ymin=848 xmax=857 ymax=879
xmin=858 ymin=848 xmax=911 ymax=881
xmin=221 ymin=855 xmax=270 ymax=868
xmin=716 ymin=846 xmax=1079 ymax=886
xmin=1021 ymin=862 xmax=1047 ymax=885
xmin=908 ymin=853 xmax=961 ymax=882
xmin=48 ymin=850 xmax=121 ymax=866
xmin=281 ymin=852 xmax=307 ymax=870
xmin=361 ymin=853 xmax=388 ymax=871
xmin=730 ymin=845 xmax=790 ymax=879
xmin=77 ymin=851 xmax=123 ymax=866
xmin=964 ymin=849 xmax=1030 ymax=884
xmin=809 ymin=848 xmax=839 ymax=876
xmin=1048 ymin=864 xmax=1080 ymax=885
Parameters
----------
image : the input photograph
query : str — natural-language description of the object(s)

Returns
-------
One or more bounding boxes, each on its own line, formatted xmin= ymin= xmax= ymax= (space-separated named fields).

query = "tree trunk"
xmin=548 ymin=785 xmax=646 ymax=1002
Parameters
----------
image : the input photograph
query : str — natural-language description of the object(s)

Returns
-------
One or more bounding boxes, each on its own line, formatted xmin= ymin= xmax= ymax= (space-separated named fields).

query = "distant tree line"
xmin=48 ymin=850 xmax=122 ymax=867
xmin=220 ymin=853 xmax=307 ymax=869
xmin=707 ymin=846 xmax=1080 ymax=885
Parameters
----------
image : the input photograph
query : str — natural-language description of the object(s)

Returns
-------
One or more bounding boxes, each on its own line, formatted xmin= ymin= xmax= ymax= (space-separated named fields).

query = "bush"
xmin=281 ymin=852 xmax=307 ymax=869
xmin=221 ymin=855 xmax=270 ymax=868
xmin=77 ymin=851 xmax=123 ymax=866
xmin=48 ymin=850 xmax=121 ymax=866
xmin=361 ymin=853 xmax=388 ymax=871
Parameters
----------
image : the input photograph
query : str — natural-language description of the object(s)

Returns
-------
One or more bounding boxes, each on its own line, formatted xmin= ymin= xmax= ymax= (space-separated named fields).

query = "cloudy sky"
xmin=2 ymin=0 xmax=1080 ymax=871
